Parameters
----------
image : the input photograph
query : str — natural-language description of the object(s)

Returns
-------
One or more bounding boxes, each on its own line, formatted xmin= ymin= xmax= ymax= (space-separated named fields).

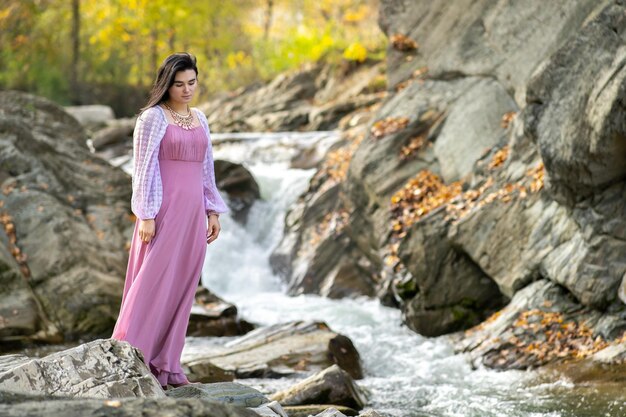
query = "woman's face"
xmin=167 ymin=69 xmax=197 ymax=105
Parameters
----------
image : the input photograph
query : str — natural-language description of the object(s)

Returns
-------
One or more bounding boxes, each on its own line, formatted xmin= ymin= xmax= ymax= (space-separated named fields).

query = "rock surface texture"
xmin=198 ymin=61 xmax=387 ymax=132
xmin=182 ymin=321 xmax=362 ymax=380
xmin=270 ymin=0 xmax=626 ymax=370
xmin=0 ymin=338 xmax=164 ymax=398
xmin=270 ymin=365 xmax=366 ymax=409
xmin=0 ymin=91 xmax=132 ymax=344
xmin=0 ymin=396 xmax=261 ymax=417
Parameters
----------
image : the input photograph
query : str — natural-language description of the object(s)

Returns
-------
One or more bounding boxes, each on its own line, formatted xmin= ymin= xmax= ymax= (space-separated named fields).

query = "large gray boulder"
xmin=525 ymin=1 xmax=626 ymax=204
xmin=449 ymin=1 xmax=626 ymax=310
xmin=0 ymin=91 xmax=132 ymax=342
xmin=0 ymin=338 xmax=163 ymax=398
xmin=378 ymin=0 xmax=605 ymax=102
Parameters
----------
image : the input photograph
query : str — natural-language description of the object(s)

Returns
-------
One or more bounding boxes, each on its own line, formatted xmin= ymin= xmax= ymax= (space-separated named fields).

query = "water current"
xmin=134 ymin=132 xmax=624 ymax=417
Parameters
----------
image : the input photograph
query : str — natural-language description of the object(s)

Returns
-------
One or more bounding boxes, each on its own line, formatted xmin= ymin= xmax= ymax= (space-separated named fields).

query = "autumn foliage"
xmin=480 ymin=309 xmax=620 ymax=369
xmin=0 ymin=210 xmax=30 ymax=279
xmin=371 ymin=116 xmax=410 ymax=139
xmin=390 ymin=33 xmax=418 ymax=51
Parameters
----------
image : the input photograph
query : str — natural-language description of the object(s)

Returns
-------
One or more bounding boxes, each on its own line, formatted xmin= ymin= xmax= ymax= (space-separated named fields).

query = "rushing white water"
xmin=193 ymin=133 xmax=624 ymax=417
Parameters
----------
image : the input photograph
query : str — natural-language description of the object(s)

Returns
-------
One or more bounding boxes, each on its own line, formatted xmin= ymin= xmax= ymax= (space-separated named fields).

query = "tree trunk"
xmin=150 ymin=27 xmax=158 ymax=79
xmin=263 ymin=0 xmax=274 ymax=40
xmin=70 ymin=0 xmax=80 ymax=104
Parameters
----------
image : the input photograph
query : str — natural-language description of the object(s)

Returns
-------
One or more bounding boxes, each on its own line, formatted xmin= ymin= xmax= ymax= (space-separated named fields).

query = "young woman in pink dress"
xmin=111 ymin=52 xmax=229 ymax=389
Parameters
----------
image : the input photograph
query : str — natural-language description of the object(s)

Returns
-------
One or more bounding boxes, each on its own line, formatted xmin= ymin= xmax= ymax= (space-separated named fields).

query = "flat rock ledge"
xmin=182 ymin=321 xmax=363 ymax=380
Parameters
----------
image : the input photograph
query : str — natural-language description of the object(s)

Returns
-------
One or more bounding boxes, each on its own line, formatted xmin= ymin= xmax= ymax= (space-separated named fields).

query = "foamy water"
xmin=184 ymin=132 xmax=622 ymax=416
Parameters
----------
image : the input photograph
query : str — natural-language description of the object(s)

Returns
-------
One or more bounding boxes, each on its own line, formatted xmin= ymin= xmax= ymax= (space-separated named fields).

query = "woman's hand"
xmin=207 ymin=214 xmax=221 ymax=244
xmin=139 ymin=219 xmax=156 ymax=243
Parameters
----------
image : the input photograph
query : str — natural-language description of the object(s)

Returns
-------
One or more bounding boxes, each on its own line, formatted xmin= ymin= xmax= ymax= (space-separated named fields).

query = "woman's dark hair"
xmin=138 ymin=52 xmax=198 ymax=115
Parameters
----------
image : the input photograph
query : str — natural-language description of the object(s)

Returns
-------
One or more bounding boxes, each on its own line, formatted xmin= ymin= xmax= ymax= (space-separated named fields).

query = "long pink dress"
xmin=112 ymin=123 xmax=209 ymax=386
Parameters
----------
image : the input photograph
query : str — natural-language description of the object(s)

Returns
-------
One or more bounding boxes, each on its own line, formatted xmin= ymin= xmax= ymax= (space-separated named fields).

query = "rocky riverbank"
xmin=2 ymin=0 xmax=626 ymax=414
xmin=0 ymin=333 xmax=378 ymax=417
xmin=269 ymin=0 xmax=626 ymax=372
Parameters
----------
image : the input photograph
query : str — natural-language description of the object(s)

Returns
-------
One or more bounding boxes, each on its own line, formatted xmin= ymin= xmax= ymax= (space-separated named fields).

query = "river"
xmin=180 ymin=131 xmax=624 ymax=417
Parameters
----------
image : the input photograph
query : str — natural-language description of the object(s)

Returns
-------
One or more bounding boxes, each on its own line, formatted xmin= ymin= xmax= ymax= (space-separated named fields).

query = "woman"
xmin=111 ymin=52 xmax=229 ymax=389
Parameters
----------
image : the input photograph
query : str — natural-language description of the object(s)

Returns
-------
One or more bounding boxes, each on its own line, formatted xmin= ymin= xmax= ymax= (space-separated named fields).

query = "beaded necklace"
xmin=163 ymin=101 xmax=195 ymax=130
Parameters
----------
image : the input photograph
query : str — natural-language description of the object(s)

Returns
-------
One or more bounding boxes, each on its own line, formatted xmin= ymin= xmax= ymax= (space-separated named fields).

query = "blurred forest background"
xmin=0 ymin=0 xmax=386 ymax=117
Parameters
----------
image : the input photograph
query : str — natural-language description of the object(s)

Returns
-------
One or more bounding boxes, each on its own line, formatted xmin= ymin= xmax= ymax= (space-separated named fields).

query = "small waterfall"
xmin=125 ymin=131 xmax=619 ymax=416
xmin=198 ymin=133 xmax=602 ymax=417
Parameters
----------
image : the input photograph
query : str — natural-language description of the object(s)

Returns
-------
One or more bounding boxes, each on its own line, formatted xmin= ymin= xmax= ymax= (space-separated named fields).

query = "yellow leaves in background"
xmin=227 ymin=51 xmax=253 ymax=70
xmin=0 ymin=7 xmax=12 ymax=23
xmin=371 ymin=116 xmax=410 ymax=139
xmin=343 ymin=5 xmax=369 ymax=23
xmin=343 ymin=42 xmax=368 ymax=62
xmin=390 ymin=33 xmax=418 ymax=51
xmin=311 ymin=34 xmax=336 ymax=61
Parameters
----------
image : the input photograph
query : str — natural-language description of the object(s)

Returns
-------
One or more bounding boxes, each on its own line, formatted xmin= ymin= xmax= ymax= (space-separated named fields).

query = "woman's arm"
xmin=196 ymin=109 xmax=230 ymax=217
xmin=131 ymin=107 xmax=167 ymax=221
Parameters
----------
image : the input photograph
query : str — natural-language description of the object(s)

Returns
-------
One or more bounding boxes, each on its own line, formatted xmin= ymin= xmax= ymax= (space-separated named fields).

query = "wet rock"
xmin=0 ymin=90 xmax=132 ymax=342
xmin=357 ymin=411 xmax=383 ymax=417
xmin=270 ymin=365 xmax=366 ymax=410
xmin=284 ymin=405 xmax=358 ymax=417
xmin=166 ymin=382 xmax=268 ymax=407
xmin=454 ymin=279 xmax=626 ymax=370
xmin=213 ymin=160 xmax=261 ymax=224
xmin=0 ymin=394 xmax=260 ymax=417
xmin=187 ymin=286 xmax=254 ymax=338
xmin=328 ymin=334 xmax=363 ymax=380
xmin=182 ymin=321 xmax=362 ymax=380
xmin=0 ymin=338 xmax=164 ymax=398
xmin=182 ymin=360 xmax=235 ymax=383
xmin=270 ymin=125 xmax=381 ymax=300
xmin=249 ymin=401 xmax=289 ymax=417
xmin=397 ymin=204 xmax=507 ymax=336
